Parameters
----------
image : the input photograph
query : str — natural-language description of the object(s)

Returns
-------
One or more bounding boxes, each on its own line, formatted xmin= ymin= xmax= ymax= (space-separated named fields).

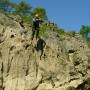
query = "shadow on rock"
xmin=76 ymin=78 xmax=90 ymax=90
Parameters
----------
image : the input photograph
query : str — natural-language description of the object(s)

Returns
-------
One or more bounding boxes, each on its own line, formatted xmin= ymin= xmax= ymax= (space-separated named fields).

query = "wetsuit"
xmin=32 ymin=17 xmax=43 ymax=39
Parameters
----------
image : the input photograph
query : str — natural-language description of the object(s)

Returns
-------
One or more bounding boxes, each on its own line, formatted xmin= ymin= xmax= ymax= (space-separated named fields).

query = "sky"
xmin=11 ymin=0 xmax=90 ymax=32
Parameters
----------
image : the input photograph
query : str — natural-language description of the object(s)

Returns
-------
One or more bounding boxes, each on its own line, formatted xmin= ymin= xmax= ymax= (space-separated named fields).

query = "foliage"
xmin=87 ymin=38 xmax=90 ymax=42
xmin=0 ymin=0 xmax=9 ymax=12
xmin=80 ymin=25 xmax=90 ymax=41
xmin=21 ymin=14 xmax=33 ymax=23
xmin=54 ymin=25 xmax=65 ymax=38
xmin=52 ymin=24 xmax=58 ymax=31
xmin=32 ymin=7 xmax=47 ymax=19
xmin=57 ymin=28 xmax=65 ymax=34
xmin=0 ymin=0 xmax=17 ymax=13
xmin=0 ymin=0 xmax=48 ymax=24
xmin=66 ymin=31 xmax=76 ymax=37
xmin=15 ymin=1 xmax=31 ymax=16
xmin=39 ymin=23 xmax=48 ymax=38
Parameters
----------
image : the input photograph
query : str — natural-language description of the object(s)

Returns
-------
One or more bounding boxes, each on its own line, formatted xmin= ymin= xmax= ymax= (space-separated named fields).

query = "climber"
xmin=31 ymin=13 xmax=43 ymax=40
xmin=35 ymin=37 xmax=46 ymax=60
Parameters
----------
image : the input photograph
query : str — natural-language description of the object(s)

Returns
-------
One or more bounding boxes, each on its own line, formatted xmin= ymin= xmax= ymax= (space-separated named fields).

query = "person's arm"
xmin=43 ymin=40 xmax=46 ymax=48
xmin=39 ymin=18 xmax=43 ymax=23
xmin=33 ymin=18 xmax=35 ymax=22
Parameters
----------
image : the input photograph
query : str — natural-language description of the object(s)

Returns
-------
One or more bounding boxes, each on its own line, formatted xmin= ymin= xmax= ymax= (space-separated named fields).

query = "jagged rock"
xmin=0 ymin=13 xmax=90 ymax=90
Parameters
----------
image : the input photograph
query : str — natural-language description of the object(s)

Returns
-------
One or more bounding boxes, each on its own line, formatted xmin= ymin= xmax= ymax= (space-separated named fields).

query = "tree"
xmin=15 ymin=1 xmax=32 ymax=16
xmin=80 ymin=25 xmax=90 ymax=41
xmin=0 ymin=0 xmax=9 ymax=12
xmin=8 ymin=2 xmax=17 ymax=13
xmin=0 ymin=0 xmax=17 ymax=13
xmin=33 ymin=7 xmax=47 ymax=19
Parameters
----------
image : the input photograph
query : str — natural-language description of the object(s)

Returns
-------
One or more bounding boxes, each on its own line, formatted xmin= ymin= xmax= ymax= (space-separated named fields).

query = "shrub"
xmin=39 ymin=23 xmax=48 ymax=38
xmin=66 ymin=31 xmax=76 ymax=37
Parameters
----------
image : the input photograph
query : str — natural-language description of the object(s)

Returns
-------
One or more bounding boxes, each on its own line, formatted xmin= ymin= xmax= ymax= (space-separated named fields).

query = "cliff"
xmin=0 ymin=13 xmax=90 ymax=90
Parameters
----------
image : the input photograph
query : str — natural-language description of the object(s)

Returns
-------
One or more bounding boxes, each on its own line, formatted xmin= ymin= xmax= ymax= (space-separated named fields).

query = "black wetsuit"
xmin=35 ymin=38 xmax=46 ymax=59
xmin=32 ymin=17 xmax=43 ymax=39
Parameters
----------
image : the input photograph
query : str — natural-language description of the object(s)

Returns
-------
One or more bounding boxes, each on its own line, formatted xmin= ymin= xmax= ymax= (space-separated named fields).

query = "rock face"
xmin=0 ymin=13 xmax=90 ymax=90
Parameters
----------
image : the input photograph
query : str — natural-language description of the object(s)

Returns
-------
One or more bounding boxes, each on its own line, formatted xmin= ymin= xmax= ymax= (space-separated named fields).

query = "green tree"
xmin=8 ymin=2 xmax=17 ymax=13
xmin=80 ymin=25 xmax=90 ymax=41
xmin=0 ymin=0 xmax=9 ymax=12
xmin=15 ymin=1 xmax=31 ymax=16
xmin=33 ymin=7 xmax=47 ymax=19
xmin=0 ymin=0 xmax=17 ymax=13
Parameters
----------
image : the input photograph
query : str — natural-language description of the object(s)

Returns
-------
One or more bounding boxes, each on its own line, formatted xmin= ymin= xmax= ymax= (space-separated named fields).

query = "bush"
xmin=66 ymin=31 xmax=76 ymax=37
xmin=15 ymin=1 xmax=31 ymax=16
xmin=80 ymin=25 xmax=90 ymax=41
xmin=39 ymin=23 xmax=48 ymax=38
xmin=58 ymin=28 xmax=65 ymax=34
xmin=0 ymin=0 xmax=17 ymax=13
xmin=21 ymin=14 xmax=32 ymax=23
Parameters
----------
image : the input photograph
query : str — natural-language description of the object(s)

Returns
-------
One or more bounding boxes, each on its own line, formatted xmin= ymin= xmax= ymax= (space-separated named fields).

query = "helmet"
xmin=35 ymin=14 xmax=39 ymax=17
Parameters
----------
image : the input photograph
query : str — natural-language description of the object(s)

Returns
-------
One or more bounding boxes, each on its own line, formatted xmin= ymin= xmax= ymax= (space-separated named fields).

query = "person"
xmin=31 ymin=14 xmax=43 ymax=40
xmin=35 ymin=37 xmax=46 ymax=60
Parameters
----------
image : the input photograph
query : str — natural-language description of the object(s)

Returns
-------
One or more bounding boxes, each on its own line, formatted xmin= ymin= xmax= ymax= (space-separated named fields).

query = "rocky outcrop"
xmin=0 ymin=13 xmax=90 ymax=90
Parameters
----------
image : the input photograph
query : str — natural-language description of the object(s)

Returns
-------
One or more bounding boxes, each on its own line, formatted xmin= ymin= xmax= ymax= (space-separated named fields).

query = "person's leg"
xmin=31 ymin=29 xmax=35 ymax=40
xmin=36 ymin=29 xmax=39 ymax=39
xmin=40 ymin=49 xmax=43 ymax=60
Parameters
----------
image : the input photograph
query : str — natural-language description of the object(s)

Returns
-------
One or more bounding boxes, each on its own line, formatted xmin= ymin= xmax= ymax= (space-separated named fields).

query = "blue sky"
xmin=11 ymin=0 xmax=90 ymax=32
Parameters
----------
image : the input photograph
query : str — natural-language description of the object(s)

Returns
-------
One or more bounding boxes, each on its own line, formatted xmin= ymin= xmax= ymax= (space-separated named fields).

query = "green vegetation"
xmin=0 ymin=0 xmax=17 ymax=13
xmin=57 ymin=28 xmax=65 ymax=34
xmin=80 ymin=25 xmax=90 ymax=42
xmin=66 ymin=31 xmax=76 ymax=37
xmin=0 ymin=0 xmax=47 ymax=23
xmin=15 ymin=1 xmax=31 ymax=16
xmin=40 ymin=23 xmax=48 ymax=38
